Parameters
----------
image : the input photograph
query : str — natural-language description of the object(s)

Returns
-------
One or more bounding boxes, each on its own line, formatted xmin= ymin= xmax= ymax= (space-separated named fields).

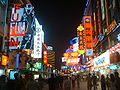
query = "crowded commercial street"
xmin=1 ymin=0 xmax=120 ymax=90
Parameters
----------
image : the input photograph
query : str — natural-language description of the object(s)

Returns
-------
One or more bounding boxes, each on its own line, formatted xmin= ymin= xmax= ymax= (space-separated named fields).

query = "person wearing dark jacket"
xmin=48 ymin=73 xmax=56 ymax=90
xmin=101 ymin=74 xmax=106 ymax=90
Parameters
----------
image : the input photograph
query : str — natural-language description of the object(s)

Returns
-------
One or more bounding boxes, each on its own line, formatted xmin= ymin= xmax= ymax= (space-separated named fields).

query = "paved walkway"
xmin=42 ymin=80 xmax=101 ymax=90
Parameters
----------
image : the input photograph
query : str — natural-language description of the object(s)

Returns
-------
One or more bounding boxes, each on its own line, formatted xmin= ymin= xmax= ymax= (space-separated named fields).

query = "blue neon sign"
xmin=95 ymin=57 xmax=105 ymax=65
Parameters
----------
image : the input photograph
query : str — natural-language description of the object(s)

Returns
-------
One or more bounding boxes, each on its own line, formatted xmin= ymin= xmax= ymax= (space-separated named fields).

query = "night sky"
xmin=30 ymin=0 xmax=87 ymax=68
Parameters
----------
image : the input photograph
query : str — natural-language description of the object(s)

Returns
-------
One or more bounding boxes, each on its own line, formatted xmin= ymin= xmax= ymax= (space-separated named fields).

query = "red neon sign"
xmin=43 ymin=50 xmax=48 ymax=64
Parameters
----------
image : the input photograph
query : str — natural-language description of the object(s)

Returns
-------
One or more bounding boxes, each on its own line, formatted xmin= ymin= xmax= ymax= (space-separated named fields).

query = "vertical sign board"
xmin=84 ymin=16 xmax=93 ymax=56
xmin=43 ymin=50 xmax=48 ymax=64
xmin=77 ymin=25 xmax=85 ymax=54
xmin=33 ymin=19 xmax=42 ymax=58
xmin=9 ymin=4 xmax=35 ymax=49
xmin=9 ymin=4 xmax=25 ymax=49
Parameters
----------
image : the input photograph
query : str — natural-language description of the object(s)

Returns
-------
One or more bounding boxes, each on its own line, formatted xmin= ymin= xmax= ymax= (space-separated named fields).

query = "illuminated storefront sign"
xmin=33 ymin=62 xmax=42 ymax=69
xmin=43 ymin=50 xmax=48 ymax=64
xmin=9 ymin=4 xmax=35 ymax=49
xmin=33 ymin=19 xmax=42 ymax=58
xmin=9 ymin=22 xmax=26 ymax=36
xmin=63 ymin=52 xmax=79 ymax=57
xmin=1 ymin=55 xmax=8 ymax=66
xmin=93 ymin=51 xmax=110 ymax=67
xmin=66 ymin=56 xmax=80 ymax=65
xmin=106 ymin=20 xmax=117 ymax=35
xmin=77 ymin=25 xmax=85 ymax=54
xmin=95 ymin=57 xmax=105 ymax=65
xmin=84 ymin=16 xmax=93 ymax=56
xmin=70 ymin=37 xmax=79 ymax=52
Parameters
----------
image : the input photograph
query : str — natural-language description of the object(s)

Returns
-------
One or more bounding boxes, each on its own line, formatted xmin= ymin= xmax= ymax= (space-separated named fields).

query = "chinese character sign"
xmin=84 ymin=16 xmax=93 ymax=56
xmin=77 ymin=25 xmax=85 ymax=54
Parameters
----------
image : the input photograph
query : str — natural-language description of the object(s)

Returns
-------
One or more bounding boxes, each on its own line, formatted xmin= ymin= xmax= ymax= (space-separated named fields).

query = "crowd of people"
xmin=0 ymin=71 xmax=120 ymax=90
xmin=87 ymin=71 xmax=120 ymax=90
xmin=0 ymin=72 xmax=52 ymax=90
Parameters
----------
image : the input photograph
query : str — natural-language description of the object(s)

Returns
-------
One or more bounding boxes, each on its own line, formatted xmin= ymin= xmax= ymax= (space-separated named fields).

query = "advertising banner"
xmin=93 ymin=51 xmax=110 ymax=68
xmin=84 ymin=16 xmax=93 ymax=56
xmin=9 ymin=4 xmax=35 ymax=49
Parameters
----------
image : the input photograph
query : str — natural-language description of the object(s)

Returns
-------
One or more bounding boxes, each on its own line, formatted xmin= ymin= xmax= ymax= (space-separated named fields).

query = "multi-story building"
xmin=82 ymin=0 xmax=120 ymax=74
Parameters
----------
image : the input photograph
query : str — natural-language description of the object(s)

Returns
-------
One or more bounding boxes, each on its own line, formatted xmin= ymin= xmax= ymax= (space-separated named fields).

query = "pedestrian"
xmin=48 ymin=73 xmax=56 ymax=90
xmin=87 ymin=73 xmax=92 ymax=90
xmin=101 ymin=74 xmax=106 ymax=90
xmin=76 ymin=75 xmax=80 ymax=88
xmin=25 ymin=73 xmax=40 ymax=90
xmin=106 ymin=74 xmax=110 ymax=90
xmin=0 ymin=75 xmax=7 ymax=90
xmin=114 ymin=71 xmax=120 ymax=90
xmin=59 ymin=75 xmax=63 ymax=88
xmin=71 ymin=75 xmax=75 ymax=88
xmin=92 ymin=73 xmax=97 ymax=90
xmin=64 ymin=76 xmax=71 ymax=90
xmin=110 ymin=73 xmax=116 ymax=90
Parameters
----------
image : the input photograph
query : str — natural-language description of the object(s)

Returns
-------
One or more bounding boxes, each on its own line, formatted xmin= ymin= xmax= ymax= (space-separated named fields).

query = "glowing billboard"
xmin=66 ymin=56 xmax=80 ymax=65
xmin=84 ymin=16 xmax=93 ymax=56
xmin=77 ymin=25 xmax=85 ymax=54
xmin=1 ymin=55 xmax=8 ymax=66
xmin=33 ymin=19 xmax=43 ymax=58
xmin=43 ymin=50 xmax=48 ymax=64
xmin=9 ymin=4 xmax=35 ymax=49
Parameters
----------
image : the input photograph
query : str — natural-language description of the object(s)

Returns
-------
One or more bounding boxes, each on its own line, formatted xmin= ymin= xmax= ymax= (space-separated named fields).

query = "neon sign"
xmin=117 ymin=33 xmax=120 ymax=41
xmin=43 ymin=50 xmax=48 ymax=64
xmin=9 ymin=4 xmax=35 ymax=49
xmin=84 ymin=16 xmax=93 ymax=56
xmin=77 ymin=25 xmax=85 ymax=54
xmin=106 ymin=20 xmax=117 ymax=35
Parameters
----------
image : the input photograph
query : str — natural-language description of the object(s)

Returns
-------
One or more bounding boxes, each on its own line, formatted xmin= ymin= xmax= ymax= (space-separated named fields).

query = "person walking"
xmin=71 ymin=75 xmax=76 ymax=88
xmin=106 ymin=74 xmax=110 ymax=90
xmin=101 ymin=74 xmax=106 ymax=90
xmin=48 ymin=73 xmax=56 ymax=90
xmin=110 ymin=73 xmax=116 ymax=90
xmin=64 ymin=76 xmax=71 ymax=90
xmin=76 ymin=75 xmax=80 ymax=88
xmin=92 ymin=73 xmax=97 ymax=90
xmin=87 ymin=73 xmax=92 ymax=90
xmin=114 ymin=72 xmax=120 ymax=90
